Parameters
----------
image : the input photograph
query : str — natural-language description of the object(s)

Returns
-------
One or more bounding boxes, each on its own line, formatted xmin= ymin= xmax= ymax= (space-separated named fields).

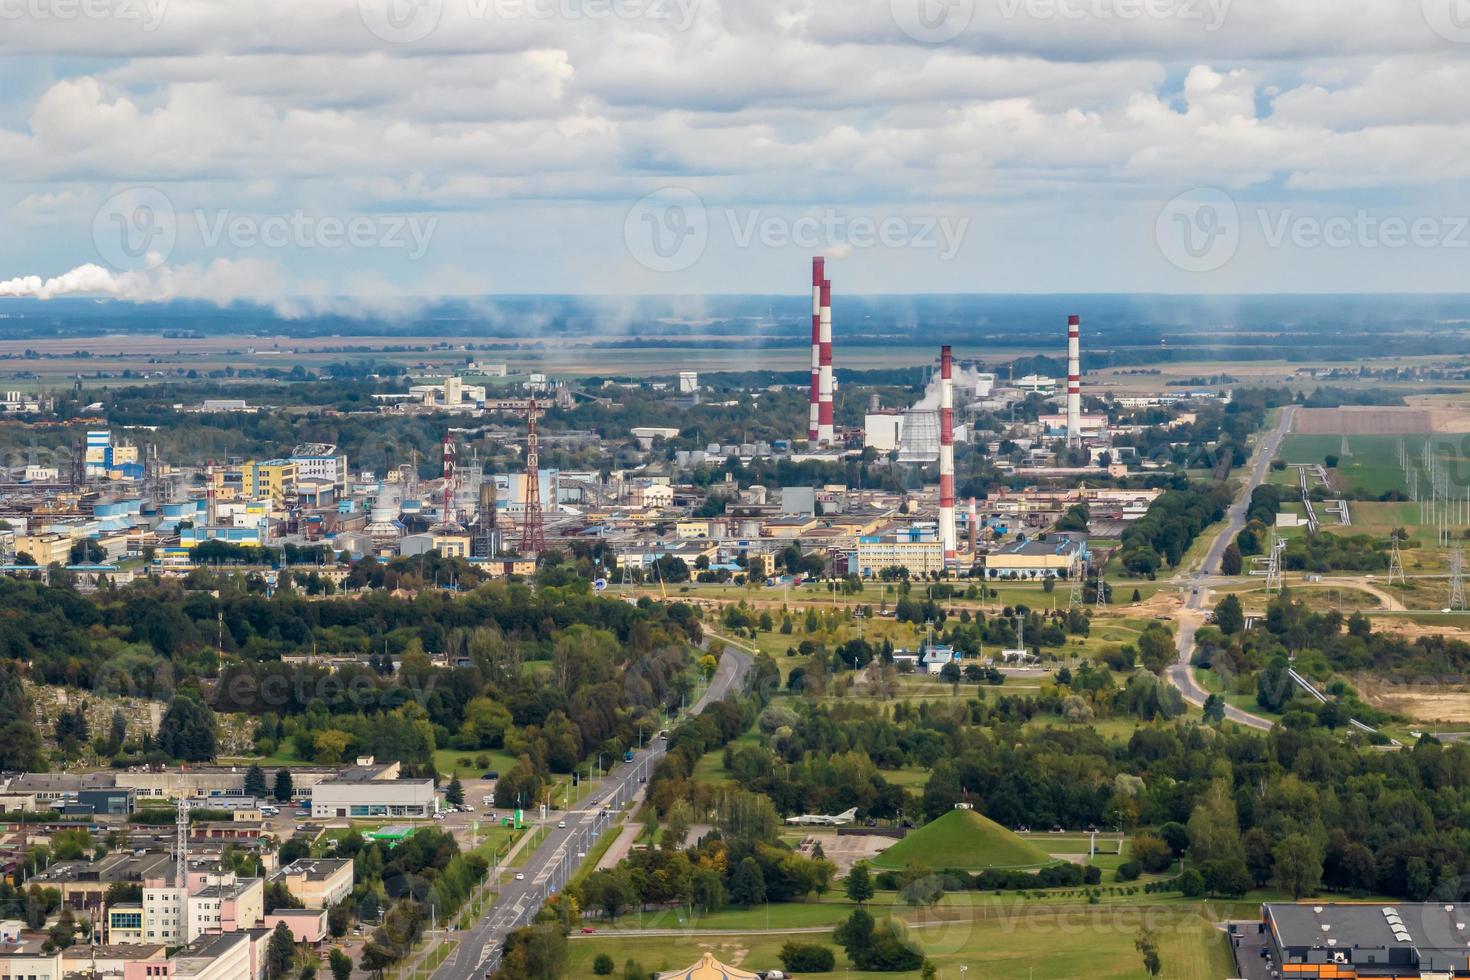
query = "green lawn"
xmin=873 ymin=809 xmax=1056 ymax=871
xmin=567 ymin=903 xmax=1235 ymax=979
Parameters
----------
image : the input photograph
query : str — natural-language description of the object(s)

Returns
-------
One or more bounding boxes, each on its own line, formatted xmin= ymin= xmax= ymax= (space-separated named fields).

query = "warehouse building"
xmin=308 ymin=758 xmax=437 ymax=820
xmin=1262 ymin=902 xmax=1470 ymax=978
xmin=982 ymin=532 xmax=1088 ymax=580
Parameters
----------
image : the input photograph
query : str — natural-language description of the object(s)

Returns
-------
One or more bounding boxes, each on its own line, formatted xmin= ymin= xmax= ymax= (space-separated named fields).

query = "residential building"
xmin=0 ymin=944 xmax=63 ymax=980
xmin=272 ymin=859 xmax=353 ymax=909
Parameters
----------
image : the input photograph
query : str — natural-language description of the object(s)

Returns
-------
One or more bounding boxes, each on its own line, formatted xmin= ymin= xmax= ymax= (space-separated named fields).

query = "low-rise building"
xmin=983 ymin=533 xmax=1088 ymax=580
xmin=272 ymin=859 xmax=353 ymax=910
xmin=0 ymin=943 xmax=63 ymax=980
xmin=309 ymin=758 xmax=437 ymax=820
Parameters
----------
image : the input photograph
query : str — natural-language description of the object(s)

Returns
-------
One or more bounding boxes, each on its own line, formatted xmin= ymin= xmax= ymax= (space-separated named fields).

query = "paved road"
xmin=1167 ymin=405 xmax=1297 ymax=731
xmin=433 ymin=638 xmax=754 ymax=980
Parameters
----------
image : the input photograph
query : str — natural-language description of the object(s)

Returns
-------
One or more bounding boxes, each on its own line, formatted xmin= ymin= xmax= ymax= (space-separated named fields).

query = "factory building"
xmin=855 ymin=535 xmax=946 ymax=578
xmin=1259 ymin=902 xmax=1470 ymax=978
xmin=982 ymin=532 xmax=1088 ymax=579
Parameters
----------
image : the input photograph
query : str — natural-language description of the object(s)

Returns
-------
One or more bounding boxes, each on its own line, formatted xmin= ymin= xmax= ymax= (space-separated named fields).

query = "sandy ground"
xmin=791 ymin=831 xmax=894 ymax=874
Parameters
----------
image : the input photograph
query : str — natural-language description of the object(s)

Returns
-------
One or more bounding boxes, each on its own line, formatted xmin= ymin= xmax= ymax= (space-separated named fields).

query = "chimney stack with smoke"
xmin=939 ymin=345 xmax=956 ymax=565
xmin=1066 ymin=314 xmax=1081 ymax=447
xmin=818 ymin=276 xmax=834 ymax=445
xmin=809 ymin=257 xmax=823 ymax=442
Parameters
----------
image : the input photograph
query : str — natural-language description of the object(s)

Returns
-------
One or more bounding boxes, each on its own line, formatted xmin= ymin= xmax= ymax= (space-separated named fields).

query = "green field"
xmin=566 ymin=903 xmax=1235 ymax=979
xmin=873 ymin=809 xmax=1056 ymax=871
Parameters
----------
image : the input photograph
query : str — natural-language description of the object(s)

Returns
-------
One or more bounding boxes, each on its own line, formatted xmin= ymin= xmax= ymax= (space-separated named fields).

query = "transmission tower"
xmin=519 ymin=396 xmax=546 ymax=555
xmin=1264 ymin=536 xmax=1286 ymax=596
xmin=1387 ymin=534 xmax=1406 ymax=586
xmin=1452 ymin=545 xmax=1467 ymax=611
xmin=1398 ymin=438 xmax=1406 ymax=469
xmin=1067 ymin=567 xmax=1084 ymax=608
xmin=1340 ymin=432 xmax=1351 ymax=458
xmin=1095 ymin=563 xmax=1107 ymax=608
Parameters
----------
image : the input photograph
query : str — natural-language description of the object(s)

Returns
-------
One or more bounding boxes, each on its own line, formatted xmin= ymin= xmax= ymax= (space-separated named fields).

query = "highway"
xmin=1167 ymin=404 xmax=1297 ymax=732
xmin=432 ymin=639 xmax=754 ymax=980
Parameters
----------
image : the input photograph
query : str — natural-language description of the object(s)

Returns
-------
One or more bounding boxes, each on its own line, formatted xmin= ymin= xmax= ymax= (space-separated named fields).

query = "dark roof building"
xmin=1265 ymin=902 xmax=1470 ymax=977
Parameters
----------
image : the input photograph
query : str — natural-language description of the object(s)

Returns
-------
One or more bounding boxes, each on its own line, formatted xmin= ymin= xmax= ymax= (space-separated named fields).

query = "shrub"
xmin=1115 ymin=861 xmax=1142 ymax=882
xmin=592 ymin=953 xmax=614 ymax=975
xmin=779 ymin=942 xmax=835 ymax=973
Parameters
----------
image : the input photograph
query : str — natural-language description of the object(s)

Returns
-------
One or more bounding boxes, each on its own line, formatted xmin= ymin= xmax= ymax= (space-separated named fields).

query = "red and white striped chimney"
xmin=968 ymin=496 xmax=979 ymax=552
xmin=939 ymin=345 xmax=956 ymax=565
xmin=818 ymin=277 xmax=835 ymax=445
xmin=1066 ymin=314 xmax=1082 ymax=447
xmin=809 ymin=257 xmax=823 ymax=442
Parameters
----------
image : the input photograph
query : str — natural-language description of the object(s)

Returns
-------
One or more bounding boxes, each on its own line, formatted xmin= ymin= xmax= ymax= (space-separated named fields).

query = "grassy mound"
xmin=873 ymin=808 xmax=1056 ymax=871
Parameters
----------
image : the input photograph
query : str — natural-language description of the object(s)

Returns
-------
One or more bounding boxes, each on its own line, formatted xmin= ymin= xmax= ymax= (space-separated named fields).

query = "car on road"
xmin=557 ymin=820 xmax=566 ymax=828
xmin=580 ymin=927 xmax=596 ymax=934
xmin=514 ymin=873 xmax=525 ymax=881
xmin=483 ymin=771 xmax=499 ymax=780
xmin=433 ymin=812 xmax=446 ymax=820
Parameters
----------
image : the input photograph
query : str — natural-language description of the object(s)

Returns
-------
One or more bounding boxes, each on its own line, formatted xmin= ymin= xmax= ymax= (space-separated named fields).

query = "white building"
xmin=864 ymin=411 xmax=904 ymax=452
xmin=0 ymin=944 xmax=62 ymax=980
xmin=677 ymin=371 xmax=699 ymax=394
xmin=309 ymin=758 xmax=438 ymax=820
xmin=289 ymin=444 xmax=348 ymax=489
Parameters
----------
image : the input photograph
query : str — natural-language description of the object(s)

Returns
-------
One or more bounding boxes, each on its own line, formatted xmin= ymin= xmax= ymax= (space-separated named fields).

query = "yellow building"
xmin=855 ymin=537 xmax=945 ymax=577
xmin=16 ymin=532 xmax=74 ymax=566
xmin=242 ymin=459 xmax=297 ymax=504
xmin=675 ymin=518 xmax=713 ymax=539
xmin=429 ymin=531 xmax=471 ymax=558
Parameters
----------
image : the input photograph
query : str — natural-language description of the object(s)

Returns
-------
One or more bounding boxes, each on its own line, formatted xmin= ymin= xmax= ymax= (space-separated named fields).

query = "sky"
xmin=1 ymin=0 xmax=1469 ymax=309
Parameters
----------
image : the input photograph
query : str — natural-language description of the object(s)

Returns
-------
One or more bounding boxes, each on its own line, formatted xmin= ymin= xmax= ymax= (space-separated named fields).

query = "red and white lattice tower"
xmin=441 ymin=431 xmax=458 ymax=526
xmin=939 ymin=345 xmax=956 ymax=565
xmin=808 ymin=256 xmax=823 ymax=442
xmin=520 ymin=398 xmax=545 ymax=554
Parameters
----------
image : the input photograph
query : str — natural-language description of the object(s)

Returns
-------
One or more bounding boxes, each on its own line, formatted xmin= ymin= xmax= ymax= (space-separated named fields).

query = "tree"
xmin=729 ymin=857 xmax=767 ymax=907
xmin=273 ymin=768 xmax=295 ymax=803
xmin=844 ymin=862 xmax=874 ymax=905
xmin=1188 ymin=780 xmax=1243 ymax=866
xmin=107 ymin=709 xmax=128 ymax=755
xmin=245 ymin=764 xmax=268 ymax=800
xmin=1221 ymin=543 xmax=1243 ymax=576
xmin=329 ymin=949 xmax=352 ymax=980
xmin=265 ymin=921 xmax=296 ymax=980
xmin=1214 ymin=593 xmax=1244 ymax=635
xmin=1273 ymin=833 xmax=1325 ymax=900
xmin=778 ymin=942 xmax=835 ymax=973
xmin=1136 ymin=927 xmax=1161 ymax=977
xmin=1202 ymin=694 xmax=1226 ymax=726
xmin=157 ymin=694 xmax=217 ymax=761
xmin=445 ymin=776 xmax=465 ymax=807
xmin=592 ymin=954 xmax=615 ymax=976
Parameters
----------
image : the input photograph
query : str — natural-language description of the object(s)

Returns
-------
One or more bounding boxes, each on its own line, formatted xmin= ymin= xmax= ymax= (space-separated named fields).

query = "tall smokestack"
xmin=818 ymin=278 xmax=834 ymax=445
xmin=968 ymin=496 xmax=979 ymax=552
xmin=1066 ymin=314 xmax=1081 ymax=447
xmin=939 ymin=345 xmax=956 ymax=565
xmin=809 ymin=257 xmax=823 ymax=442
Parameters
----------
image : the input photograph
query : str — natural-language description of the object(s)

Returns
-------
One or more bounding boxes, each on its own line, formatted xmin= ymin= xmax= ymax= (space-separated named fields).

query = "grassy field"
xmin=873 ymin=809 xmax=1056 ymax=871
xmin=566 ymin=903 xmax=1235 ymax=979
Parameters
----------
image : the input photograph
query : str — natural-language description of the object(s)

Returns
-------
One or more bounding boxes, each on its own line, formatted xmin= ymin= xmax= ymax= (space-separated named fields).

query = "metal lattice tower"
xmin=1387 ymin=534 xmax=1406 ymax=586
xmin=1067 ymin=568 xmax=1084 ymax=608
xmin=1398 ymin=438 xmax=1406 ymax=469
xmin=1340 ymin=433 xmax=1351 ymax=457
xmin=175 ymin=800 xmax=190 ymax=888
xmin=1095 ymin=563 xmax=1107 ymax=608
xmin=1452 ymin=545 xmax=1467 ymax=611
xmin=1264 ymin=536 xmax=1286 ymax=596
xmin=519 ymin=396 xmax=546 ymax=555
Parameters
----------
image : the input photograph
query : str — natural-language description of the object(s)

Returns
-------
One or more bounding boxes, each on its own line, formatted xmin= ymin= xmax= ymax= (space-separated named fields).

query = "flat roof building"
xmin=309 ymin=759 xmax=437 ymax=820
xmin=1263 ymin=902 xmax=1470 ymax=978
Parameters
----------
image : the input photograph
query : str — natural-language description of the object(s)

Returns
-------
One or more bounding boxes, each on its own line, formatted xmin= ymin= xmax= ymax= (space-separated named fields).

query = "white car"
xmin=433 ymin=812 xmax=447 ymax=820
xmin=515 ymin=873 xmax=525 ymax=881
xmin=557 ymin=820 xmax=566 ymax=828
